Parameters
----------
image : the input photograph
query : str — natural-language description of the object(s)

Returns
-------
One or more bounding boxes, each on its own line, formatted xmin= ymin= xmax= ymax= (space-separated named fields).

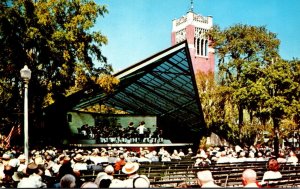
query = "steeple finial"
xmin=190 ymin=0 xmax=194 ymax=12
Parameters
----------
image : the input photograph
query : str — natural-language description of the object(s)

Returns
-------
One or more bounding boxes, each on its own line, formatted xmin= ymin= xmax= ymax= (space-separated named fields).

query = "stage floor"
xmin=69 ymin=143 xmax=192 ymax=148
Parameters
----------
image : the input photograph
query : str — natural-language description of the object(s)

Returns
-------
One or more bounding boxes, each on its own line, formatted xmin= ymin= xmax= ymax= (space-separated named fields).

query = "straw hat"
xmin=12 ymin=172 xmax=22 ymax=182
xmin=34 ymin=156 xmax=45 ymax=165
xmin=73 ymin=154 xmax=84 ymax=162
xmin=122 ymin=162 xmax=139 ymax=174
xmin=18 ymin=154 xmax=26 ymax=160
xmin=27 ymin=162 xmax=38 ymax=170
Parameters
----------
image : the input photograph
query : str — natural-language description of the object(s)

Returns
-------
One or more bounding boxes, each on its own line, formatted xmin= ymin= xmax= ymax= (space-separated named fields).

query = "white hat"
xmin=34 ymin=156 xmax=45 ymax=165
xmin=18 ymin=154 xmax=26 ymax=160
xmin=2 ymin=153 xmax=11 ymax=160
xmin=73 ymin=154 xmax=84 ymax=162
xmin=122 ymin=162 xmax=139 ymax=174
xmin=12 ymin=172 xmax=21 ymax=181
xmin=9 ymin=159 xmax=19 ymax=167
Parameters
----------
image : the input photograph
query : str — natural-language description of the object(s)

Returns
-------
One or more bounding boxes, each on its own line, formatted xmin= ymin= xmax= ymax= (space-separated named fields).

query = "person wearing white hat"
xmin=171 ymin=150 xmax=181 ymax=160
xmin=72 ymin=154 xmax=87 ymax=171
xmin=17 ymin=154 xmax=27 ymax=172
xmin=0 ymin=153 xmax=11 ymax=179
xmin=122 ymin=162 xmax=150 ymax=188
xmin=17 ymin=162 xmax=47 ymax=188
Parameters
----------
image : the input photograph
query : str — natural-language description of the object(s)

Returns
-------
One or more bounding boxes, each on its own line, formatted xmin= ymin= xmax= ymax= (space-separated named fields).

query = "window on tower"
xmin=201 ymin=39 xmax=204 ymax=56
xmin=205 ymin=40 xmax=208 ymax=56
xmin=194 ymin=27 xmax=209 ymax=57
xmin=196 ymin=38 xmax=200 ymax=55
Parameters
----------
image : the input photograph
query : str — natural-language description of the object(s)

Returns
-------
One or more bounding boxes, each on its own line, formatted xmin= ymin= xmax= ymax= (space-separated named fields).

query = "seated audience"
xmin=72 ymin=154 xmax=88 ymax=171
xmin=196 ymin=170 xmax=221 ymax=187
xmin=178 ymin=149 xmax=185 ymax=157
xmin=17 ymin=163 xmax=47 ymax=188
xmin=287 ymin=151 xmax=298 ymax=165
xmin=161 ymin=151 xmax=171 ymax=162
xmin=122 ymin=162 xmax=150 ymax=188
xmin=114 ymin=154 xmax=126 ymax=172
xmin=261 ymin=158 xmax=282 ymax=185
xmin=246 ymin=151 xmax=257 ymax=162
xmin=137 ymin=153 xmax=151 ymax=163
xmin=242 ymin=169 xmax=259 ymax=188
xmin=60 ymin=174 xmax=76 ymax=188
xmin=171 ymin=150 xmax=181 ymax=160
xmin=80 ymin=181 xmax=98 ymax=188
xmin=277 ymin=152 xmax=287 ymax=163
xmin=256 ymin=152 xmax=266 ymax=161
xmin=216 ymin=151 xmax=230 ymax=163
xmin=1 ymin=165 xmax=17 ymax=188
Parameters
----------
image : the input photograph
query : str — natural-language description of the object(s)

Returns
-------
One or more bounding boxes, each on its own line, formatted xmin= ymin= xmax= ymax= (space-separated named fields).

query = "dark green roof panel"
xmin=73 ymin=41 xmax=205 ymax=128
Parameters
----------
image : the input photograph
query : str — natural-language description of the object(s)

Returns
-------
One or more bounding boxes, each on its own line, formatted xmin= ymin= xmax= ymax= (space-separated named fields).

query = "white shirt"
xmin=217 ymin=156 xmax=230 ymax=163
xmin=72 ymin=162 xmax=87 ymax=171
xmin=18 ymin=173 xmax=46 ymax=188
xmin=244 ymin=182 xmax=259 ymax=188
xmin=201 ymin=182 xmax=221 ymax=188
xmin=123 ymin=174 xmax=150 ymax=188
xmin=137 ymin=125 xmax=145 ymax=134
xmin=287 ymin=156 xmax=298 ymax=165
xmin=137 ymin=157 xmax=151 ymax=163
xmin=261 ymin=171 xmax=282 ymax=184
xmin=90 ymin=156 xmax=104 ymax=165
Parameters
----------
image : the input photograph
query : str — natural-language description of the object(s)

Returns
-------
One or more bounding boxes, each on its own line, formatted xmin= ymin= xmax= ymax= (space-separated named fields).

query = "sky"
xmin=94 ymin=0 xmax=300 ymax=73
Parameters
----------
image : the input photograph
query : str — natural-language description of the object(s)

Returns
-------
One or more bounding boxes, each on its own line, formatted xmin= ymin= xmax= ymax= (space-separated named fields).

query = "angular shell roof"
xmin=73 ymin=41 xmax=205 ymax=131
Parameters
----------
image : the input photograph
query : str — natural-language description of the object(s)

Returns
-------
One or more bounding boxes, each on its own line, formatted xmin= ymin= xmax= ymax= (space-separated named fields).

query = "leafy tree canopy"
xmin=205 ymin=24 xmax=299 ymax=151
xmin=0 ymin=0 xmax=117 ymax=125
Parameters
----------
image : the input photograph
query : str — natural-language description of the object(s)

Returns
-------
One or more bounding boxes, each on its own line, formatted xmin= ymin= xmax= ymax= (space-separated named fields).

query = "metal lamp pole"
xmin=20 ymin=65 xmax=31 ymax=164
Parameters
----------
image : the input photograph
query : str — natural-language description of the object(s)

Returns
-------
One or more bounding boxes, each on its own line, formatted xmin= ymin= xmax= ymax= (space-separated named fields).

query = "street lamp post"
xmin=20 ymin=65 xmax=31 ymax=164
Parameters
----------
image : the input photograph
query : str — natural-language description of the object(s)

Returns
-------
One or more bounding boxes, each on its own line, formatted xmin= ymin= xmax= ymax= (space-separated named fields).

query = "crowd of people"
xmin=0 ymin=143 xmax=298 ymax=188
xmin=78 ymin=121 xmax=164 ymax=144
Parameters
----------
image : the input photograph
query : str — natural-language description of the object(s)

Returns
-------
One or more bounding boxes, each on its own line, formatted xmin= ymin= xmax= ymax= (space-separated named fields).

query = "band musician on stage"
xmin=136 ymin=121 xmax=146 ymax=143
xmin=125 ymin=122 xmax=137 ymax=143
xmin=153 ymin=126 xmax=163 ymax=143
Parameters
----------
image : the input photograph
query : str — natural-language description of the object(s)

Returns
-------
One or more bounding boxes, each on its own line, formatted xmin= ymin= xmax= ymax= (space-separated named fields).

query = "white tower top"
xmin=172 ymin=12 xmax=213 ymax=33
xmin=171 ymin=0 xmax=215 ymax=74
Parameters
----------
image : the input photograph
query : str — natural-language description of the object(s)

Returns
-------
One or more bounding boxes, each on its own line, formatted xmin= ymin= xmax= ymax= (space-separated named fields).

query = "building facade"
xmin=171 ymin=10 xmax=214 ymax=74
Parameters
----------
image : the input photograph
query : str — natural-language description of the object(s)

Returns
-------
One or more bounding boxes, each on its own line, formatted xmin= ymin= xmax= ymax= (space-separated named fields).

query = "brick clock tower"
xmin=171 ymin=5 xmax=214 ymax=74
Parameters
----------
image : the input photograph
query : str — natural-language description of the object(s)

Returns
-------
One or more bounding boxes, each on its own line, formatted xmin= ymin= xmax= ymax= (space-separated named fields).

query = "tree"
xmin=257 ymin=59 xmax=300 ymax=155
xmin=0 ymin=0 xmax=116 ymax=135
xmin=207 ymin=24 xmax=280 ymax=142
xmin=196 ymin=71 xmax=240 ymax=145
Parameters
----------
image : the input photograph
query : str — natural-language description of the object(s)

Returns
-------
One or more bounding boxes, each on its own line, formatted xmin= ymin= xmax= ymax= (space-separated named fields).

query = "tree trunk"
xmin=273 ymin=116 xmax=280 ymax=157
xmin=238 ymin=105 xmax=244 ymax=143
